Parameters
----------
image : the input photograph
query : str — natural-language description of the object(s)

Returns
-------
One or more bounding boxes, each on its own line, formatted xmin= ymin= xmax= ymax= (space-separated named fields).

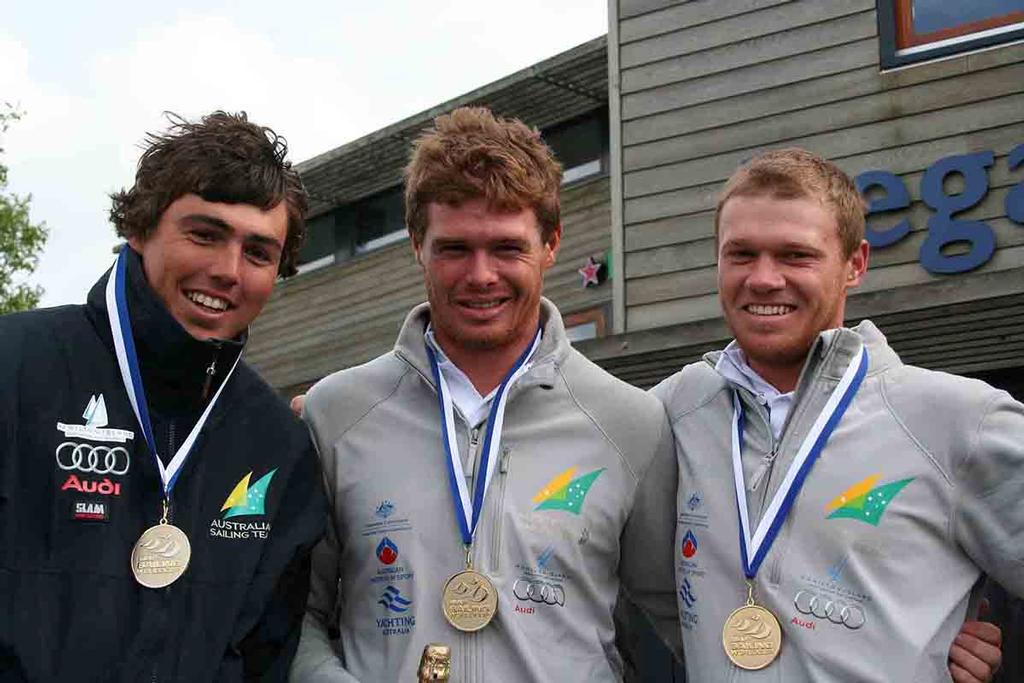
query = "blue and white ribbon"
xmin=731 ymin=345 xmax=868 ymax=578
xmin=105 ymin=246 xmax=242 ymax=497
xmin=426 ymin=329 xmax=540 ymax=546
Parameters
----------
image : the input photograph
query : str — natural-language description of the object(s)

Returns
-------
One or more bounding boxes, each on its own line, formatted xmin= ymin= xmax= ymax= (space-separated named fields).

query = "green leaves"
xmin=0 ymin=104 xmax=48 ymax=315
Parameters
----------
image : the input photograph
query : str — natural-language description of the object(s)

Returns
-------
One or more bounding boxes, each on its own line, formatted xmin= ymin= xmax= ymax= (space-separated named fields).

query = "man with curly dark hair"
xmin=0 ymin=110 xmax=326 ymax=681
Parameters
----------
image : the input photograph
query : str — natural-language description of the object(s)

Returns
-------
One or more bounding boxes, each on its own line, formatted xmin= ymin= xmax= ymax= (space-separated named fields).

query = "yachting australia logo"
xmin=209 ymin=470 xmax=276 ymax=540
xmin=376 ymin=584 xmax=416 ymax=636
xmin=532 ymin=467 xmax=605 ymax=515
xmin=825 ymin=474 xmax=914 ymax=526
xmin=378 ymin=585 xmax=413 ymax=613
xmin=56 ymin=394 xmax=135 ymax=444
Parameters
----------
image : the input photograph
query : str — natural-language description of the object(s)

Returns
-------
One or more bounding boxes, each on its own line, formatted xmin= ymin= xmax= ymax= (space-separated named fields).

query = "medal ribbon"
xmin=105 ymin=246 xmax=243 ymax=497
xmin=426 ymin=329 xmax=541 ymax=546
xmin=731 ymin=344 xmax=868 ymax=579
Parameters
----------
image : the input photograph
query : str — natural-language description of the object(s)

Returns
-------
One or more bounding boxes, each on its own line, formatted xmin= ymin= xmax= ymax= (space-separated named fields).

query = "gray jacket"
xmin=291 ymin=299 xmax=681 ymax=682
xmin=653 ymin=321 xmax=1024 ymax=682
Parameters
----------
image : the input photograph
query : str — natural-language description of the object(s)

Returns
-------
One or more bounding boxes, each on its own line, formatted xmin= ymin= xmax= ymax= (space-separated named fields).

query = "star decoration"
xmin=578 ymin=256 xmax=604 ymax=288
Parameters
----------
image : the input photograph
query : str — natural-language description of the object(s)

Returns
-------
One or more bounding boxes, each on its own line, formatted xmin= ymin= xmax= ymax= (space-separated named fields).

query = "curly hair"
xmin=109 ymin=111 xmax=308 ymax=277
xmin=715 ymin=147 xmax=866 ymax=257
xmin=404 ymin=107 xmax=562 ymax=245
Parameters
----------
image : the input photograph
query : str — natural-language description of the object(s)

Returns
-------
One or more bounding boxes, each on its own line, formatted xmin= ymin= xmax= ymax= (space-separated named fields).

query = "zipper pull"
xmin=749 ymin=445 xmax=778 ymax=492
xmin=499 ymin=447 xmax=511 ymax=474
xmin=201 ymin=357 xmax=217 ymax=401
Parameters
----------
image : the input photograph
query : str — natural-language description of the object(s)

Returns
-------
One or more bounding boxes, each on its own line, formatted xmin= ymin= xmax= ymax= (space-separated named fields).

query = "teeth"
xmin=187 ymin=291 xmax=229 ymax=311
xmin=747 ymin=304 xmax=792 ymax=316
xmin=462 ymin=300 xmax=503 ymax=309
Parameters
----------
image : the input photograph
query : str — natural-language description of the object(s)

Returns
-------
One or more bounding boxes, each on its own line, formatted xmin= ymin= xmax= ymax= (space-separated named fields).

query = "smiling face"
xmin=128 ymin=193 xmax=288 ymax=340
xmin=414 ymin=198 xmax=560 ymax=362
xmin=717 ymin=193 xmax=868 ymax=390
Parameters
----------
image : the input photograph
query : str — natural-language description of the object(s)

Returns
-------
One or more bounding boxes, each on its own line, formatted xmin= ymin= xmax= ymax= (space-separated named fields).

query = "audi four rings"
xmin=794 ymin=590 xmax=866 ymax=629
xmin=55 ymin=442 xmax=130 ymax=475
xmin=513 ymin=579 xmax=565 ymax=606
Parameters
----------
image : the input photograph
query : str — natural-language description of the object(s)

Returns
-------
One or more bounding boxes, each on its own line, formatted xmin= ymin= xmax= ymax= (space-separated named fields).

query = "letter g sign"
xmin=919 ymin=151 xmax=995 ymax=274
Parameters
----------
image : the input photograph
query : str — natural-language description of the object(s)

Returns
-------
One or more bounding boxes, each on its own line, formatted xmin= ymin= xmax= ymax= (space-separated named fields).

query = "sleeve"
xmin=953 ymin=391 xmax=1024 ymax=597
xmin=215 ymin=435 xmax=329 ymax=682
xmin=617 ymin=406 xmax=685 ymax=664
xmin=288 ymin=414 xmax=362 ymax=683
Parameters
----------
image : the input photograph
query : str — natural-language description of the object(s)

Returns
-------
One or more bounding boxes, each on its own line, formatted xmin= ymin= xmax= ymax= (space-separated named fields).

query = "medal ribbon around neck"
xmin=105 ymin=246 xmax=243 ymax=497
xmin=731 ymin=344 xmax=868 ymax=579
xmin=426 ymin=328 xmax=541 ymax=547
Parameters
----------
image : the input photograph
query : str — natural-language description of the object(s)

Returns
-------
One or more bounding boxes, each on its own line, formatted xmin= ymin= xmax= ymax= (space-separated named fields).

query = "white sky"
xmin=1 ymin=1 xmax=606 ymax=306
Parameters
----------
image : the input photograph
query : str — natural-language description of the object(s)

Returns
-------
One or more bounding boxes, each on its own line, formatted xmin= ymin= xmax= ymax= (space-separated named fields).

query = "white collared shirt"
xmin=424 ymin=326 xmax=540 ymax=427
xmin=715 ymin=330 xmax=841 ymax=442
xmin=715 ymin=341 xmax=794 ymax=442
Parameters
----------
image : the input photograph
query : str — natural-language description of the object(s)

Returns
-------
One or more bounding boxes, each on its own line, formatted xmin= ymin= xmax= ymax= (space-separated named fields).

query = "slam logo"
xmin=532 ymin=467 xmax=605 ymax=515
xmin=221 ymin=470 xmax=277 ymax=519
xmin=377 ymin=536 xmax=399 ymax=565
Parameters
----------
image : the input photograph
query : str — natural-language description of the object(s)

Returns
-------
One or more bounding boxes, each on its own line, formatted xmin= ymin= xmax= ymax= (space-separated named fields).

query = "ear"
xmin=845 ymin=239 xmax=870 ymax=288
xmin=411 ymin=235 xmax=424 ymax=267
xmin=126 ymin=234 xmax=144 ymax=253
xmin=542 ymin=224 xmax=562 ymax=269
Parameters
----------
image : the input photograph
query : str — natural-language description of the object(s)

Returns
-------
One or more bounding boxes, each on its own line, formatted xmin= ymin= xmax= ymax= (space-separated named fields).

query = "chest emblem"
xmin=825 ymin=474 xmax=914 ymax=526
xmin=532 ymin=467 xmax=605 ymax=515
xmin=221 ymin=469 xmax=277 ymax=519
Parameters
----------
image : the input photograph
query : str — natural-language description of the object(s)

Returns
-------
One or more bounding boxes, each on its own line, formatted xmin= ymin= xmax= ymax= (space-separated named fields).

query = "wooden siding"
xmin=245 ymin=177 xmax=612 ymax=394
xmin=611 ymin=0 xmax=1024 ymax=364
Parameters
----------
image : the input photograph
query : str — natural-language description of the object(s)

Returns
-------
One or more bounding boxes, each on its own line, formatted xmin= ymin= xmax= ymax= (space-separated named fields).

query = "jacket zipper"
xmin=490 ymin=447 xmax=512 ymax=572
xmin=200 ymin=344 xmax=221 ymax=402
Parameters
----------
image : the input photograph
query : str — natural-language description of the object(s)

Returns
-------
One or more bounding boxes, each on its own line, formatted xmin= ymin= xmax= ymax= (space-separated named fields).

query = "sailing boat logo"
xmin=83 ymin=395 xmax=108 ymax=428
xmin=56 ymin=394 xmax=134 ymax=443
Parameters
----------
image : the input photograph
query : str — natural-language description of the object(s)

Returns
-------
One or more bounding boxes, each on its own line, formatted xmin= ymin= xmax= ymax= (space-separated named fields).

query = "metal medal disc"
xmin=722 ymin=604 xmax=782 ymax=670
xmin=441 ymin=569 xmax=498 ymax=632
xmin=130 ymin=523 xmax=192 ymax=588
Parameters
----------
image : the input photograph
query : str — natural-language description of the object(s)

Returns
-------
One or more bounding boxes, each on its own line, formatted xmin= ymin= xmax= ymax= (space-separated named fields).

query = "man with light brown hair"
xmin=655 ymin=147 xmax=1013 ymax=681
xmin=289 ymin=106 xmax=682 ymax=682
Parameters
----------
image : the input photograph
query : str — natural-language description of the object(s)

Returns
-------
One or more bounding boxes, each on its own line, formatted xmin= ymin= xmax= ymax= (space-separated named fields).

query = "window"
xmin=543 ymin=109 xmax=609 ymax=185
xmin=296 ymin=186 xmax=408 ymax=272
xmin=879 ymin=0 xmax=1024 ymax=68
xmin=563 ymin=308 xmax=607 ymax=343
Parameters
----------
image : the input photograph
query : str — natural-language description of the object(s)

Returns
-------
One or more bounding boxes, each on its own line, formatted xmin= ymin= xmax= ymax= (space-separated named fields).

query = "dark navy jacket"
xmin=0 ymin=250 xmax=326 ymax=682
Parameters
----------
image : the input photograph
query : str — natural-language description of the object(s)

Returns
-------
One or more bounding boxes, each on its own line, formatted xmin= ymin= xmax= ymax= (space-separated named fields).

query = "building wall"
xmin=607 ymin=0 xmax=1024 ymax=383
xmin=246 ymin=176 xmax=612 ymax=396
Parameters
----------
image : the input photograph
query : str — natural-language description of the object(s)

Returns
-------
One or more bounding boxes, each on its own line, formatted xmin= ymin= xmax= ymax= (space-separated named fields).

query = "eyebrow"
xmin=182 ymin=213 xmax=283 ymax=251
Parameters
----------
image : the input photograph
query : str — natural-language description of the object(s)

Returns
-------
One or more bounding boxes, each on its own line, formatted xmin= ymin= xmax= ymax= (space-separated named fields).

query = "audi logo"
xmin=513 ymin=579 xmax=565 ymax=606
xmin=55 ymin=442 xmax=130 ymax=475
xmin=794 ymin=590 xmax=866 ymax=629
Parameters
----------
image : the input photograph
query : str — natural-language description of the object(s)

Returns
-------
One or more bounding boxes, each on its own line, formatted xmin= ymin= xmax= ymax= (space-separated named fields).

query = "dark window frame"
xmin=878 ymin=0 xmax=1024 ymax=69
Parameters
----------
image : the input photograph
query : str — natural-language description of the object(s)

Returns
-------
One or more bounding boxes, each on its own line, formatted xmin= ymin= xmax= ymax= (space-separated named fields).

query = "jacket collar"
xmin=704 ymin=320 xmax=902 ymax=395
xmin=393 ymin=297 xmax=571 ymax=391
xmin=85 ymin=247 xmax=245 ymax=411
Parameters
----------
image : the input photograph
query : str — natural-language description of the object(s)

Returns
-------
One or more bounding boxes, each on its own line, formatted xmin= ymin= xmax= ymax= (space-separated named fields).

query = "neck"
xmin=433 ymin=325 xmax=538 ymax=396
xmin=747 ymin=357 xmax=804 ymax=394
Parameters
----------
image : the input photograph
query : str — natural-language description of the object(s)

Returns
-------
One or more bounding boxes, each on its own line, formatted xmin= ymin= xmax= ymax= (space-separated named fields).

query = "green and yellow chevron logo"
xmin=532 ymin=466 xmax=605 ymax=515
xmin=825 ymin=474 xmax=913 ymax=526
xmin=221 ymin=469 xmax=277 ymax=519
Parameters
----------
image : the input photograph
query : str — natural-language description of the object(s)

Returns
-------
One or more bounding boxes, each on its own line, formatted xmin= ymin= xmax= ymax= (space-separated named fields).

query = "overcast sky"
xmin=2 ymin=1 xmax=606 ymax=306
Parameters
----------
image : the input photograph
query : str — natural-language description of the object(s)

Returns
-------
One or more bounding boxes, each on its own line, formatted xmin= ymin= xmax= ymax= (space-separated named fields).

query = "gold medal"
xmin=722 ymin=603 xmax=782 ymax=670
xmin=131 ymin=522 xmax=191 ymax=588
xmin=441 ymin=568 xmax=498 ymax=632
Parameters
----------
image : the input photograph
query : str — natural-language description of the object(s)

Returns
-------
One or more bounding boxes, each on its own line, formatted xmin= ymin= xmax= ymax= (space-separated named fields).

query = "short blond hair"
xmin=404 ymin=107 xmax=562 ymax=245
xmin=715 ymin=148 xmax=866 ymax=257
